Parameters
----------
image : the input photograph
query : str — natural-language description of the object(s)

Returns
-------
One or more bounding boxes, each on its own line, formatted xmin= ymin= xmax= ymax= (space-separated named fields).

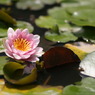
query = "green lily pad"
xmin=61 ymin=0 xmax=95 ymax=7
xmin=67 ymin=8 xmax=95 ymax=27
xmin=48 ymin=7 xmax=69 ymax=21
xmin=0 ymin=10 xmax=16 ymax=25
xmin=74 ymin=27 xmax=95 ymax=43
xmin=0 ymin=21 xmax=34 ymax=37
xmin=0 ymin=0 xmax=11 ymax=5
xmin=16 ymin=0 xmax=44 ymax=10
xmin=36 ymin=6 xmax=82 ymax=32
xmin=0 ymin=38 xmax=5 ymax=53
xmin=14 ymin=21 xmax=34 ymax=33
xmin=0 ymin=56 xmax=8 ymax=75
xmin=41 ymin=0 xmax=58 ymax=5
xmin=16 ymin=0 xmax=60 ymax=10
xmin=36 ymin=16 xmax=58 ymax=29
xmin=36 ymin=16 xmax=78 ymax=42
xmin=35 ymin=15 xmax=81 ymax=33
xmin=63 ymin=77 xmax=95 ymax=95
xmin=61 ymin=1 xmax=95 ymax=26
xmin=36 ymin=0 xmax=95 ymax=29
xmin=45 ymin=27 xmax=77 ymax=42
xmin=0 ymin=79 xmax=62 ymax=95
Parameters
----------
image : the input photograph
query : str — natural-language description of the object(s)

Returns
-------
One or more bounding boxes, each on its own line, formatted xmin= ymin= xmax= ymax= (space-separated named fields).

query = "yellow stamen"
xmin=14 ymin=38 xmax=31 ymax=51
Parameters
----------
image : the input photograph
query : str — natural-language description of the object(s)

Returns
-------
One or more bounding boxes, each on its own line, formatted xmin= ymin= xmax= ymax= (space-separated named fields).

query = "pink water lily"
xmin=4 ymin=27 xmax=43 ymax=62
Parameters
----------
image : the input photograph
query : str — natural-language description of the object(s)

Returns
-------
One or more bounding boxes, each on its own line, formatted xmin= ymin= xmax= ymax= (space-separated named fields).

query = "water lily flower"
xmin=4 ymin=27 xmax=43 ymax=62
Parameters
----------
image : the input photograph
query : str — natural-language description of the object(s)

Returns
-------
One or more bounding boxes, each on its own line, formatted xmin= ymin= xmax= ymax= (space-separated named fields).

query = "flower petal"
xmin=5 ymin=50 xmax=14 ymax=58
xmin=15 ymin=29 xmax=21 ymax=35
xmin=24 ymin=49 xmax=36 ymax=55
xmin=27 ymin=55 xmax=39 ymax=62
xmin=13 ymin=54 xmax=21 ymax=60
xmin=5 ymin=40 xmax=12 ymax=52
xmin=21 ymin=54 xmax=30 ymax=59
xmin=32 ymin=35 xmax=40 ymax=49
xmin=21 ymin=29 xmax=29 ymax=38
xmin=7 ymin=27 xmax=14 ymax=38
xmin=35 ymin=47 xmax=43 ymax=57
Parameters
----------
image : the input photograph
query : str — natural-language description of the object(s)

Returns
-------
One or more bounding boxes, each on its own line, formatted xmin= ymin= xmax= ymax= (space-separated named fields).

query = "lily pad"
xmin=74 ymin=27 xmax=95 ymax=43
xmin=16 ymin=0 xmax=60 ymax=10
xmin=0 ymin=79 xmax=62 ymax=95
xmin=36 ymin=7 xmax=72 ymax=29
xmin=16 ymin=0 xmax=44 ymax=10
xmin=36 ymin=7 xmax=82 ymax=32
xmin=0 ymin=55 xmax=8 ymax=75
xmin=36 ymin=16 xmax=58 ymax=29
xmin=36 ymin=0 xmax=95 ymax=29
xmin=43 ymin=47 xmax=80 ymax=69
xmin=48 ymin=7 xmax=69 ymax=21
xmin=3 ymin=62 xmax=37 ymax=85
xmin=63 ymin=77 xmax=95 ymax=95
xmin=0 ymin=38 xmax=5 ymax=53
xmin=45 ymin=29 xmax=77 ymax=43
xmin=79 ymin=51 xmax=95 ymax=77
xmin=0 ymin=0 xmax=11 ymax=5
xmin=67 ymin=8 xmax=95 ymax=27
xmin=14 ymin=21 xmax=34 ymax=32
xmin=0 ymin=21 xmax=34 ymax=37
xmin=0 ymin=10 xmax=16 ymax=25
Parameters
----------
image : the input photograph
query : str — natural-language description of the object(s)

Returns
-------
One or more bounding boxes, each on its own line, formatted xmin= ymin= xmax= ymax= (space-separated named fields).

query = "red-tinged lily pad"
xmin=43 ymin=47 xmax=80 ymax=69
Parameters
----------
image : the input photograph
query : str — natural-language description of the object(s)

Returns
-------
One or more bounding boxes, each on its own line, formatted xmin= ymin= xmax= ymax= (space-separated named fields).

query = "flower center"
xmin=14 ymin=38 xmax=31 ymax=51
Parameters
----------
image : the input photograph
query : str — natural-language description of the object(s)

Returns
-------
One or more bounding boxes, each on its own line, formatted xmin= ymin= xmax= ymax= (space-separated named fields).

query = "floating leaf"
xmin=43 ymin=47 xmax=80 ymax=69
xmin=3 ymin=62 xmax=37 ymax=85
xmin=0 ymin=21 xmax=33 ymax=37
xmin=0 ymin=38 xmax=5 ymax=53
xmin=36 ymin=0 xmax=95 ymax=29
xmin=36 ymin=7 xmax=73 ymax=29
xmin=36 ymin=7 xmax=82 ymax=33
xmin=74 ymin=27 xmax=95 ymax=43
xmin=0 ymin=10 xmax=16 ymax=24
xmin=48 ymin=7 xmax=69 ymax=21
xmin=63 ymin=77 xmax=95 ymax=95
xmin=16 ymin=0 xmax=60 ymax=10
xmin=45 ymin=26 xmax=77 ymax=42
xmin=45 ymin=31 xmax=77 ymax=43
xmin=67 ymin=9 xmax=95 ymax=27
xmin=61 ymin=0 xmax=95 ymax=8
xmin=0 ymin=79 xmax=62 ymax=95
xmin=16 ymin=0 xmax=44 ymax=10
xmin=36 ymin=16 xmax=58 ymax=29
xmin=14 ymin=21 xmax=34 ymax=32
xmin=79 ymin=51 xmax=95 ymax=77
xmin=0 ymin=55 xmax=8 ymax=75
xmin=0 ymin=0 xmax=11 ymax=5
